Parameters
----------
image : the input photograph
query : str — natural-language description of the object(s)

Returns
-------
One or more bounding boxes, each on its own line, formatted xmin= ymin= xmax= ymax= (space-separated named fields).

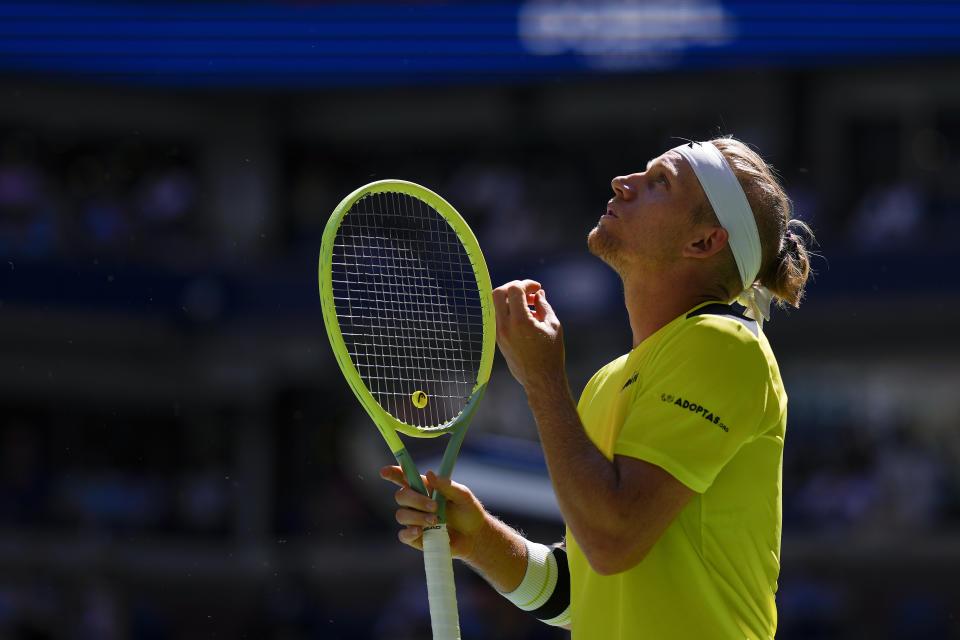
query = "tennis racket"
xmin=318 ymin=180 xmax=494 ymax=640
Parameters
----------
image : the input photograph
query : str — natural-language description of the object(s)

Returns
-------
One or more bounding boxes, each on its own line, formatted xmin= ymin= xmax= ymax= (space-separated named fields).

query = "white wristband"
xmin=499 ymin=540 xmax=571 ymax=627
xmin=500 ymin=540 xmax=554 ymax=610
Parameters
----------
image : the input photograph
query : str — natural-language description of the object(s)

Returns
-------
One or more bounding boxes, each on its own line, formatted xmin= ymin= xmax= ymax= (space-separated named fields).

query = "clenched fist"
xmin=492 ymin=279 xmax=566 ymax=393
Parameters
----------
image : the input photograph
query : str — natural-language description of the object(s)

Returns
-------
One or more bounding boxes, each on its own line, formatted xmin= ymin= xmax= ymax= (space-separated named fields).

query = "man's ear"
xmin=683 ymin=225 xmax=729 ymax=259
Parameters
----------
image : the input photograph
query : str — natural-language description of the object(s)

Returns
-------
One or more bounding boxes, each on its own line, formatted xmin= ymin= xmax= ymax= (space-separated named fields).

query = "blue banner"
xmin=0 ymin=1 xmax=958 ymax=87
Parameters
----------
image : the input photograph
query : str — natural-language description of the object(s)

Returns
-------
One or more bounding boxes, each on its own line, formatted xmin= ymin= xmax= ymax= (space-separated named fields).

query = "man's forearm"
xmin=524 ymin=375 xmax=624 ymax=554
xmin=463 ymin=511 xmax=529 ymax=593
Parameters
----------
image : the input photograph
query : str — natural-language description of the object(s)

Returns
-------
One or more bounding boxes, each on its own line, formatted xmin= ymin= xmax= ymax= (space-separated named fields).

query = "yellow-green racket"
xmin=318 ymin=180 xmax=494 ymax=640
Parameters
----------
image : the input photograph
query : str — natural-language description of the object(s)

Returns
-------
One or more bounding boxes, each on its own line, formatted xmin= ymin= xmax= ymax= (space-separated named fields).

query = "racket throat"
xmin=394 ymin=449 xmax=451 ymax=524
xmin=395 ymin=448 xmax=429 ymax=495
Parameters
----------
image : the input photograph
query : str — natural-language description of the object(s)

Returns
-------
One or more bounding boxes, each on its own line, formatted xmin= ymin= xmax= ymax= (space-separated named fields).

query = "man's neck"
xmin=621 ymin=269 xmax=725 ymax=349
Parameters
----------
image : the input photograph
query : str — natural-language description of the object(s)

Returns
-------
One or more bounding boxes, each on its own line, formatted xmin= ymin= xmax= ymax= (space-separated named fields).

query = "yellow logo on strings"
xmin=412 ymin=391 xmax=428 ymax=409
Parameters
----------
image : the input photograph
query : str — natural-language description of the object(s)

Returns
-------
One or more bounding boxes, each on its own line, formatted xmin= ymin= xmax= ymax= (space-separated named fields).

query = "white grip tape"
xmin=422 ymin=524 xmax=461 ymax=640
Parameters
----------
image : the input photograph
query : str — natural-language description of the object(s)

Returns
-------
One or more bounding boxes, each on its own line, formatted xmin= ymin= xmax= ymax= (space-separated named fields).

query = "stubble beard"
xmin=587 ymin=224 xmax=627 ymax=275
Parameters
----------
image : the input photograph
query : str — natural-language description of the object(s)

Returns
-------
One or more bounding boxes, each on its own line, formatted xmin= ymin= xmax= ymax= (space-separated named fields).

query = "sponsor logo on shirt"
xmin=621 ymin=371 xmax=639 ymax=391
xmin=660 ymin=393 xmax=729 ymax=433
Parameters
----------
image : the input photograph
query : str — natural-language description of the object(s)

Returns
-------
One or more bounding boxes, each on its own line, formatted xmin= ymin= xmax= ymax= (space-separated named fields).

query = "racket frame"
xmin=318 ymin=178 xmax=494 ymax=510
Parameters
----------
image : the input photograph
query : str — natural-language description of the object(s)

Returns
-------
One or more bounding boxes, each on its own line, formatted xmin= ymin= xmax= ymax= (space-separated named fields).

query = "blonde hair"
xmin=695 ymin=137 xmax=813 ymax=308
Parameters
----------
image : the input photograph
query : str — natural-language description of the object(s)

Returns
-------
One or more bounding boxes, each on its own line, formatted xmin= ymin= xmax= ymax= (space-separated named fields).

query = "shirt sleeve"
xmin=614 ymin=320 xmax=768 ymax=493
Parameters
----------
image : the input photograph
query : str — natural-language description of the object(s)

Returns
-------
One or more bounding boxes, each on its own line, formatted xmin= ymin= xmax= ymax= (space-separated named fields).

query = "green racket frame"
xmin=317 ymin=179 xmax=495 ymax=507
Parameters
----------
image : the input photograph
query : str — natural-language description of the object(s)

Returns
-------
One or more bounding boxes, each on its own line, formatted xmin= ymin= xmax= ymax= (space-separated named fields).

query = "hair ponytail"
xmin=766 ymin=219 xmax=813 ymax=308
xmin=709 ymin=137 xmax=815 ymax=309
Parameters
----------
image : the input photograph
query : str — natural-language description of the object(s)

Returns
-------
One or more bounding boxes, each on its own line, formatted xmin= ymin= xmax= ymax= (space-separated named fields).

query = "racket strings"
xmin=395 ymin=190 xmax=477 ymax=428
xmin=331 ymin=191 xmax=484 ymax=430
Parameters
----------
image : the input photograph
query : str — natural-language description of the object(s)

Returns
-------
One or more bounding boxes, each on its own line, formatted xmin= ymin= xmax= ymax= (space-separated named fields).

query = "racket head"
xmin=318 ymin=179 xmax=494 ymax=440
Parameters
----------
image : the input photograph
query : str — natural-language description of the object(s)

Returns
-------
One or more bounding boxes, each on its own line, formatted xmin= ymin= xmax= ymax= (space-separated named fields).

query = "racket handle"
xmin=422 ymin=523 xmax=461 ymax=640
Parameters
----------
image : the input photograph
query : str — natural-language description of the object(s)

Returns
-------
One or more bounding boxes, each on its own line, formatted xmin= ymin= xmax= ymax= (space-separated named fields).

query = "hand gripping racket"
xmin=318 ymin=180 xmax=494 ymax=640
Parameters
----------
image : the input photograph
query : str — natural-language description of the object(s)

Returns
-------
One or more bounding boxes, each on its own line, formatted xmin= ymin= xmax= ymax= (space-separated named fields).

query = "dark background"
xmin=1 ymin=1 xmax=959 ymax=638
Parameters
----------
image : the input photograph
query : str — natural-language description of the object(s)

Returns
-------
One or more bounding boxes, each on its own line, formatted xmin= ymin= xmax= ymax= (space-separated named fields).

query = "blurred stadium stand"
xmin=0 ymin=1 xmax=959 ymax=638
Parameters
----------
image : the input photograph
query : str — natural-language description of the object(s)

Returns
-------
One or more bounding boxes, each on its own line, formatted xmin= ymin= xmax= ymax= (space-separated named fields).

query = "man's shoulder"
xmin=584 ymin=352 xmax=631 ymax=387
xmin=684 ymin=303 xmax=759 ymax=338
xmin=656 ymin=303 xmax=765 ymax=355
xmin=649 ymin=303 xmax=774 ymax=379
xmin=577 ymin=351 xmax=635 ymax=405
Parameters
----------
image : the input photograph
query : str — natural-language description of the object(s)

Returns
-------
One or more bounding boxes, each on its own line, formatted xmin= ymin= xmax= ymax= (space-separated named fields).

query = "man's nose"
xmin=611 ymin=175 xmax=634 ymax=199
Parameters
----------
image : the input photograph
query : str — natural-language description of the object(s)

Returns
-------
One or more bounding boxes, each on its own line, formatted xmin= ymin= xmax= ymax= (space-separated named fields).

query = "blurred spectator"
xmin=136 ymin=167 xmax=195 ymax=230
xmin=0 ymin=132 xmax=57 ymax=258
xmin=446 ymin=161 xmax=531 ymax=261
xmin=0 ymin=131 xmax=202 ymax=263
xmin=178 ymin=467 xmax=229 ymax=533
xmin=792 ymin=441 xmax=879 ymax=530
xmin=873 ymin=426 xmax=946 ymax=530
xmin=848 ymin=181 xmax=925 ymax=251
xmin=54 ymin=470 xmax=168 ymax=532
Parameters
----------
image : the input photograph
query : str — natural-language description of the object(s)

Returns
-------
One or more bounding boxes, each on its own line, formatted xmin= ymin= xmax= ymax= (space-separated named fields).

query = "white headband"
xmin=671 ymin=141 xmax=772 ymax=324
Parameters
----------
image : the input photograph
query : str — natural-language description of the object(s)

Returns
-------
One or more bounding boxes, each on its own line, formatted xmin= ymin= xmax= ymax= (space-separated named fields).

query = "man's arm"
xmin=493 ymin=280 xmax=695 ymax=575
xmin=526 ymin=381 xmax=694 ymax=574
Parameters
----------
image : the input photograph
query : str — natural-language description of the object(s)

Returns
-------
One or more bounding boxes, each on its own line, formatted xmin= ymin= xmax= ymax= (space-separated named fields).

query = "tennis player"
xmin=382 ymin=137 xmax=812 ymax=638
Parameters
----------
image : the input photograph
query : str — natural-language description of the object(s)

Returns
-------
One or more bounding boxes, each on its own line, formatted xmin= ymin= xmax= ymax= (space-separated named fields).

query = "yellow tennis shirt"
xmin=567 ymin=302 xmax=786 ymax=639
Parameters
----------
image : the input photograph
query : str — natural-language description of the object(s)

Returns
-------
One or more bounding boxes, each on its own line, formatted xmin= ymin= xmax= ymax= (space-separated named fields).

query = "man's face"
xmin=588 ymin=149 xmax=707 ymax=275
